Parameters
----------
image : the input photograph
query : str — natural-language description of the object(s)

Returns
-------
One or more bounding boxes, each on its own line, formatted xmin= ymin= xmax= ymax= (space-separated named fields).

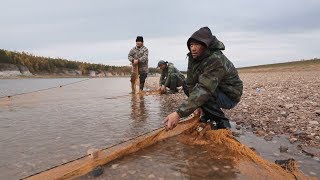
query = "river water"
xmin=0 ymin=78 xmax=319 ymax=179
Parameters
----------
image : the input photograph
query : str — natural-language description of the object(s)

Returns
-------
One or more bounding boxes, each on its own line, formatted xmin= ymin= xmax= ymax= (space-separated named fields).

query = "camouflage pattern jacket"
xmin=128 ymin=46 xmax=149 ymax=73
xmin=176 ymin=27 xmax=243 ymax=117
xmin=159 ymin=63 xmax=185 ymax=87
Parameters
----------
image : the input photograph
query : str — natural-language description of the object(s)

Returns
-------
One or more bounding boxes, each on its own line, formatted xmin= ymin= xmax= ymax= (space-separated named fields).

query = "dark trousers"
xmin=166 ymin=73 xmax=188 ymax=95
xmin=130 ymin=72 xmax=148 ymax=90
xmin=201 ymin=90 xmax=238 ymax=128
xmin=139 ymin=72 xmax=148 ymax=90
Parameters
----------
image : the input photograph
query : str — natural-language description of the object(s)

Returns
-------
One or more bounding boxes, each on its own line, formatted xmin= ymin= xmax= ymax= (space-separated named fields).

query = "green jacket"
xmin=159 ymin=63 xmax=184 ymax=87
xmin=176 ymin=27 xmax=243 ymax=117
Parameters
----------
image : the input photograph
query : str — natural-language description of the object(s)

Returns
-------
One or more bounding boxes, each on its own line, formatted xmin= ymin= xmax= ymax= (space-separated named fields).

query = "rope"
xmin=0 ymin=78 xmax=91 ymax=99
xmin=22 ymin=125 xmax=165 ymax=179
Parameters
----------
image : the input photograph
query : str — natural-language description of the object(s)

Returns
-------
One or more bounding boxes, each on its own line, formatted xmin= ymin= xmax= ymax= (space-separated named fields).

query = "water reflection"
xmin=130 ymin=94 xmax=147 ymax=122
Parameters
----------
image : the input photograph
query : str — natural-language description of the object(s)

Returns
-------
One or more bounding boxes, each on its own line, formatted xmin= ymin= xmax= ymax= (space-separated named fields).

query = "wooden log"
xmin=25 ymin=115 xmax=199 ymax=180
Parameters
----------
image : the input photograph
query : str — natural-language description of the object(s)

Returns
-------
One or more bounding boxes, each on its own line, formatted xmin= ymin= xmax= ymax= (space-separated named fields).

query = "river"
xmin=0 ymin=78 xmax=318 ymax=179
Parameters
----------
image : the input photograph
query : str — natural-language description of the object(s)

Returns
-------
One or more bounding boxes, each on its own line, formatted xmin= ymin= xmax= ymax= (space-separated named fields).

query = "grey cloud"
xmin=0 ymin=0 xmax=319 ymax=68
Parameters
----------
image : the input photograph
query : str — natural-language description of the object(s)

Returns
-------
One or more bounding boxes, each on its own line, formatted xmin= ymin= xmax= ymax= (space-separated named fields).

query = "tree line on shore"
xmin=0 ymin=49 xmax=160 ymax=75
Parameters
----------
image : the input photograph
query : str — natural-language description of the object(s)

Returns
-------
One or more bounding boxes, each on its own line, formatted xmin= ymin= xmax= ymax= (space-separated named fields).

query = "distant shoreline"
xmin=0 ymin=74 xmax=160 ymax=79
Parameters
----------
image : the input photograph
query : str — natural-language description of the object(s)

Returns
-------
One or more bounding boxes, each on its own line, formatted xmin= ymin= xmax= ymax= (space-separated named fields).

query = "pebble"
xmin=273 ymin=153 xmax=280 ymax=157
xmin=212 ymin=166 xmax=219 ymax=171
xmin=280 ymin=111 xmax=288 ymax=117
xmin=148 ymin=174 xmax=155 ymax=178
xmin=309 ymin=171 xmax=317 ymax=176
xmin=279 ymin=146 xmax=288 ymax=153
xmin=301 ymin=146 xmax=320 ymax=157
xmin=284 ymin=104 xmax=294 ymax=109
xmin=255 ymin=130 xmax=266 ymax=136
xmin=173 ymin=172 xmax=181 ymax=177
xmin=232 ymin=131 xmax=242 ymax=137
xmin=264 ymin=135 xmax=273 ymax=141
xmin=111 ymin=164 xmax=119 ymax=169
xmin=308 ymin=121 xmax=319 ymax=125
xmin=91 ymin=166 xmax=104 ymax=177
xmin=289 ymin=138 xmax=298 ymax=144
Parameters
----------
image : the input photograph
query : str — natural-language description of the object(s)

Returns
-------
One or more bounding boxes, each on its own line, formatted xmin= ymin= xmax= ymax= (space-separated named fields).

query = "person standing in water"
xmin=128 ymin=36 xmax=149 ymax=91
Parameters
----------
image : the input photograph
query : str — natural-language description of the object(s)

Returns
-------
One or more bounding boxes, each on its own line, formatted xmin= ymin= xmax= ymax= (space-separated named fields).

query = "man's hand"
xmin=133 ymin=59 xmax=139 ymax=65
xmin=162 ymin=112 xmax=181 ymax=130
xmin=160 ymin=85 xmax=166 ymax=93
xmin=193 ymin=107 xmax=203 ymax=116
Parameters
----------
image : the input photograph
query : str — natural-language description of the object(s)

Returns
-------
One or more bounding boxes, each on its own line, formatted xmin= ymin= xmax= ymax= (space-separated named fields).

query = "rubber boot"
xmin=202 ymin=104 xmax=231 ymax=129
xmin=139 ymin=83 xmax=144 ymax=91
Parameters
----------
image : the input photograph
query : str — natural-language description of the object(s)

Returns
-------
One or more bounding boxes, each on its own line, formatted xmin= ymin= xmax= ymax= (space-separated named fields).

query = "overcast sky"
xmin=1 ymin=0 xmax=319 ymax=70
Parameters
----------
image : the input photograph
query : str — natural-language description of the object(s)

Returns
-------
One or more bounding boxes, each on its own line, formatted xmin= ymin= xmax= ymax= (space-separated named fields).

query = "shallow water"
xmin=79 ymin=136 xmax=239 ymax=180
xmin=0 ymin=78 xmax=318 ymax=179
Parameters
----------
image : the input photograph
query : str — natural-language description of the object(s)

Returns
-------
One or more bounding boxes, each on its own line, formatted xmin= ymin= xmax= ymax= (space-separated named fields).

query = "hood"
xmin=187 ymin=27 xmax=225 ymax=51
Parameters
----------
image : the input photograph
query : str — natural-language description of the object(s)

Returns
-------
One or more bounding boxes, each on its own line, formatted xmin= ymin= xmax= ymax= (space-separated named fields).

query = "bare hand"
xmin=193 ymin=108 xmax=203 ymax=116
xmin=160 ymin=85 xmax=166 ymax=93
xmin=133 ymin=59 xmax=139 ymax=65
xmin=162 ymin=112 xmax=181 ymax=130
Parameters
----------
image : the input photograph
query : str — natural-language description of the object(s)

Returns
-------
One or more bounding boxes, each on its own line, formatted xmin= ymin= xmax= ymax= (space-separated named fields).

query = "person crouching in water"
xmin=162 ymin=27 xmax=243 ymax=130
xmin=157 ymin=60 xmax=188 ymax=95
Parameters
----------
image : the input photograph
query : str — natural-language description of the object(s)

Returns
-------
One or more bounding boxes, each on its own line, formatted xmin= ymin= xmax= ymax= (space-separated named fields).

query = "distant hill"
xmin=238 ymin=59 xmax=320 ymax=73
xmin=0 ymin=49 xmax=160 ymax=77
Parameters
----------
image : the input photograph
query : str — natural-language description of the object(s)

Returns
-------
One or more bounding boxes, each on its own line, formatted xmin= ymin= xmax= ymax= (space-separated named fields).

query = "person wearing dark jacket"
xmin=163 ymin=27 xmax=243 ymax=130
xmin=157 ymin=60 xmax=187 ymax=94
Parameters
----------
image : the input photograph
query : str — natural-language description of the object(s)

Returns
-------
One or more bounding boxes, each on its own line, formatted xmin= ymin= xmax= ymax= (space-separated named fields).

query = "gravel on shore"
xmin=226 ymin=70 xmax=320 ymax=151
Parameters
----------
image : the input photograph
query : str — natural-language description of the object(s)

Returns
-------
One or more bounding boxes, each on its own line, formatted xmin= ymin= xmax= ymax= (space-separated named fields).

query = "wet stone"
xmin=255 ymin=130 xmax=266 ymax=136
xmin=91 ymin=166 xmax=104 ymax=177
xmin=232 ymin=131 xmax=242 ymax=137
xmin=264 ymin=135 xmax=273 ymax=141
xmin=301 ymin=146 xmax=320 ymax=157
xmin=309 ymin=171 xmax=317 ymax=176
xmin=279 ymin=146 xmax=289 ymax=153
xmin=111 ymin=164 xmax=119 ymax=169
xmin=211 ymin=166 xmax=219 ymax=171
xmin=289 ymin=138 xmax=298 ymax=144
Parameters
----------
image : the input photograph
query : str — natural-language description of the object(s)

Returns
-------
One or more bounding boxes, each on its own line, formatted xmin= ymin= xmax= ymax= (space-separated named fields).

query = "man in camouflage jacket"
xmin=163 ymin=27 xmax=243 ymax=130
xmin=128 ymin=36 xmax=149 ymax=90
xmin=157 ymin=60 xmax=187 ymax=94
